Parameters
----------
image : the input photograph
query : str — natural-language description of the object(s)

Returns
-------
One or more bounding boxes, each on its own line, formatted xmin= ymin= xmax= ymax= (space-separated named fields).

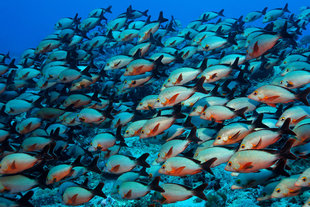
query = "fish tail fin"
xmin=199 ymin=58 xmax=208 ymax=71
xmin=142 ymin=9 xmax=149 ymax=16
xmin=136 ymin=153 xmax=150 ymax=168
xmin=150 ymin=176 xmax=165 ymax=192
xmin=283 ymin=3 xmax=290 ymax=13
xmin=93 ymin=183 xmax=107 ymax=198
xmin=231 ymin=57 xmax=240 ymax=70
xmin=106 ymin=5 xmax=112 ymax=13
xmin=200 ymin=158 xmax=217 ymax=175
xmin=116 ymin=125 xmax=127 ymax=147
xmin=88 ymin=156 xmax=102 ymax=173
xmin=150 ymin=33 xmax=164 ymax=47
xmin=194 ymin=77 xmax=208 ymax=93
xmin=140 ymin=167 xmax=149 ymax=176
xmin=71 ymin=155 xmax=83 ymax=166
xmin=218 ymin=9 xmax=224 ymax=16
xmin=227 ymin=32 xmax=237 ymax=45
xmin=279 ymin=118 xmax=296 ymax=135
xmin=234 ymin=107 xmax=248 ymax=120
xmin=158 ymin=11 xmax=168 ymax=23
xmin=172 ymin=104 xmax=186 ymax=119
xmin=280 ymin=139 xmax=297 ymax=160
xmin=252 ymin=114 xmax=269 ymax=128
xmin=183 ymin=116 xmax=195 ymax=128
xmin=272 ymin=159 xmax=289 ymax=177
xmin=18 ymin=191 xmax=34 ymax=207
xmin=8 ymin=58 xmax=18 ymax=68
xmin=296 ymin=87 xmax=310 ymax=106
xmin=187 ymin=127 xmax=201 ymax=143
xmin=262 ymin=7 xmax=268 ymax=15
xmin=193 ymin=183 xmax=208 ymax=200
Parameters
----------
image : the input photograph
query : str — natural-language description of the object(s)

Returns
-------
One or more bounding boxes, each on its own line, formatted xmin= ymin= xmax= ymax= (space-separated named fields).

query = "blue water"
xmin=0 ymin=0 xmax=309 ymax=58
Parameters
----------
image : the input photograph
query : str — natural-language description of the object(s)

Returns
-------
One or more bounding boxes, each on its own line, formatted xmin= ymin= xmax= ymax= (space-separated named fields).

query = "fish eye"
xmin=241 ymin=144 xmax=245 ymax=149
xmin=124 ymin=80 xmax=127 ymax=84
xmin=125 ymin=68 xmax=128 ymax=71
xmin=167 ymin=79 xmax=171 ymax=82
xmin=157 ymin=153 xmax=160 ymax=157
xmin=302 ymin=177 xmax=307 ymax=182
xmin=236 ymin=179 xmax=241 ymax=184
xmin=156 ymin=98 xmax=160 ymax=102
xmin=141 ymin=130 xmax=144 ymax=134
xmin=253 ymin=91 xmax=258 ymax=96
xmin=275 ymin=188 xmax=281 ymax=193
xmin=286 ymin=69 xmax=289 ymax=72
xmin=162 ymin=164 xmax=166 ymax=169
xmin=217 ymin=136 xmax=221 ymax=140
xmin=280 ymin=117 xmax=285 ymax=121
xmin=284 ymin=61 xmax=287 ymax=64
xmin=228 ymin=161 xmax=232 ymax=166
xmin=125 ymin=130 xmax=129 ymax=134
xmin=280 ymin=81 xmax=283 ymax=84
xmin=107 ymin=63 xmax=110 ymax=66
xmin=139 ymin=103 xmax=143 ymax=106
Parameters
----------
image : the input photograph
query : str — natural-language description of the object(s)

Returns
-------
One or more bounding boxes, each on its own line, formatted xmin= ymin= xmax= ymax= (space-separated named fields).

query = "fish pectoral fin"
xmin=175 ymin=74 xmax=183 ymax=84
xmin=10 ymin=160 xmax=16 ymax=170
xmin=288 ymin=188 xmax=300 ymax=194
xmin=263 ymin=96 xmax=280 ymax=101
xmin=286 ymin=81 xmax=294 ymax=87
xmin=110 ymin=164 xmax=120 ymax=173
xmin=252 ymin=138 xmax=262 ymax=149
xmin=171 ymin=166 xmax=186 ymax=174
xmin=253 ymin=41 xmax=259 ymax=53
xmin=266 ymin=103 xmax=277 ymax=107
xmin=211 ymin=73 xmax=218 ymax=79
xmin=230 ymin=130 xmax=241 ymax=140
xmin=293 ymin=115 xmax=307 ymax=124
xmin=150 ymin=123 xmax=160 ymax=135
xmin=69 ymin=194 xmax=78 ymax=204
xmin=240 ymin=162 xmax=253 ymax=170
xmin=164 ymin=93 xmax=179 ymax=106
xmin=25 ymin=122 xmax=32 ymax=131
xmin=165 ymin=147 xmax=174 ymax=158
xmin=124 ymin=190 xmax=132 ymax=199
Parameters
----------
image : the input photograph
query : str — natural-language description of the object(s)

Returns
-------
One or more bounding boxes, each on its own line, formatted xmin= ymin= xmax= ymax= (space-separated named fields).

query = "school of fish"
xmin=0 ymin=3 xmax=310 ymax=206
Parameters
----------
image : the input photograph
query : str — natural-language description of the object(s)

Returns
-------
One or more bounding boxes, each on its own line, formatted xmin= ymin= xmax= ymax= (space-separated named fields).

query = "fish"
xmin=225 ymin=139 xmax=296 ymax=173
xmin=248 ymin=85 xmax=310 ymax=107
xmin=156 ymin=128 xmax=200 ymax=163
xmin=159 ymin=183 xmax=208 ymax=204
xmin=271 ymin=175 xmax=302 ymax=198
xmin=295 ymin=167 xmax=310 ymax=187
xmin=118 ymin=177 xmax=164 ymax=199
xmin=106 ymin=153 xmax=150 ymax=174
xmin=62 ymin=181 xmax=106 ymax=206
xmin=158 ymin=156 xmax=216 ymax=176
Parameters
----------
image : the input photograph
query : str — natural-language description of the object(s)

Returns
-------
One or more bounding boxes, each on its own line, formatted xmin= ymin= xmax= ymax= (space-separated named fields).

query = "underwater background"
xmin=0 ymin=0 xmax=310 ymax=207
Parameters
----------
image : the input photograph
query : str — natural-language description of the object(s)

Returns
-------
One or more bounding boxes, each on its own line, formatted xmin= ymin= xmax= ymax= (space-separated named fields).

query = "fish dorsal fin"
xmin=110 ymin=164 xmax=120 ymax=173
xmin=165 ymin=147 xmax=173 ymax=158
xmin=151 ymin=123 xmax=160 ymax=134
xmin=253 ymin=41 xmax=259 ymax=53
xmin=175 ymin=74 xmax=183 ymax=84
xmin=124 ymin=190 xmax=132 ymax=199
